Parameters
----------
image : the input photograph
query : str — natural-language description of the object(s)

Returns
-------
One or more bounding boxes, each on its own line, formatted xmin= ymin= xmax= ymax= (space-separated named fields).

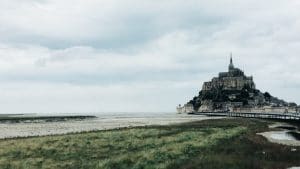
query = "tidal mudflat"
xmin=0 ymin=113 xmax=221 ymax=139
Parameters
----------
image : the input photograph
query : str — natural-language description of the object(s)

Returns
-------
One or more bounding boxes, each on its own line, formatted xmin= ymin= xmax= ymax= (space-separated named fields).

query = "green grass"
xmin=0 ymin=118 xmax=299 ymax=169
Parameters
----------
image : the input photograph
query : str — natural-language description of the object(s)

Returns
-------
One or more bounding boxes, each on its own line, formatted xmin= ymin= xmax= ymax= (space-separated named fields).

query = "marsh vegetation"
xmin=0 ymin=119 xmax=299 ymax=169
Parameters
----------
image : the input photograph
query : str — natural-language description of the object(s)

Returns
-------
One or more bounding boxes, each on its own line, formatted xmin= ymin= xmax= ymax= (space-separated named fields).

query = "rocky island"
xmin=177 ymin=56 xmax=300 ymax=116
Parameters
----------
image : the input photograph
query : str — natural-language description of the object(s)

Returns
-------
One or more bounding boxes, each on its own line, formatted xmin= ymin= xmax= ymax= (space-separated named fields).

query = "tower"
xmin=228 ymin=53 xmax=234 ymax=71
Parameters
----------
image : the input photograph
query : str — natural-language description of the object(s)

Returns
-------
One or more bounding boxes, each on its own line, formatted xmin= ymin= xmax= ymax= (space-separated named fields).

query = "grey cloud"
xmin=1 ymin=0 xmax=300 ymax=113
xmin=0 ymin=0 xmax=229 ymax=49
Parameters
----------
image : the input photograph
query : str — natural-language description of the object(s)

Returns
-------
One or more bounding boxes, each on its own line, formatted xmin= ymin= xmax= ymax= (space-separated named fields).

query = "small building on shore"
xmin=177 ymin=104 xmax=194 ymax=114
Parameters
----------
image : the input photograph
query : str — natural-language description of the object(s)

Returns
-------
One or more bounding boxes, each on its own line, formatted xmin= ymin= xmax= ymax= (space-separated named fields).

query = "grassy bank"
xmin=0 ymin=118 xmax=299 ymax=169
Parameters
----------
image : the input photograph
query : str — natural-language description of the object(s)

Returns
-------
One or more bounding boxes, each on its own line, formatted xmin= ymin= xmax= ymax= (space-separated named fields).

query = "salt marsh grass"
xmin=0 ymin=119 xmax=299 ymax=169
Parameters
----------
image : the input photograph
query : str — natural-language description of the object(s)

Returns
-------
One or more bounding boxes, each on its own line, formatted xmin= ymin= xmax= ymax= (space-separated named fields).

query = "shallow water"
xmin=287 ymin=131 xmax=300 ymax=141
xmin=269 ymin=131 xmax=297 ymax=141
xmin=270 ymin=124 xmax=299 ymax=141
xmin=258 ymin=124 xmax=300 ymax=146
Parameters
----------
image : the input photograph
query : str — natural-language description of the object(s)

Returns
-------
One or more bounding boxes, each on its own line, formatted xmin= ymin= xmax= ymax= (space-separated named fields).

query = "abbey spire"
xmin=228 ymin=53 xmax=234 ymax=71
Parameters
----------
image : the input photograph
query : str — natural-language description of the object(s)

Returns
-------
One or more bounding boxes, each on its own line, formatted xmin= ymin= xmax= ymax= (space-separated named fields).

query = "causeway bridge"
xmin=190 ymin=112 xmax=300 ymax=120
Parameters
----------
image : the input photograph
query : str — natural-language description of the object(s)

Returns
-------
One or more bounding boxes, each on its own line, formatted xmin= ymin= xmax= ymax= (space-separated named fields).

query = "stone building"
xmin=177 ymin=103 xmax=194 ymax=114
xmin=202 ymin=57 xmax=255 ymax=91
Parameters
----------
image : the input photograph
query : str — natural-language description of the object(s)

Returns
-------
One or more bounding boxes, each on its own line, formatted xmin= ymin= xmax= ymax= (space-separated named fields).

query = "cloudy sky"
xmin=0 ymin=0 xmax=300 ymax=114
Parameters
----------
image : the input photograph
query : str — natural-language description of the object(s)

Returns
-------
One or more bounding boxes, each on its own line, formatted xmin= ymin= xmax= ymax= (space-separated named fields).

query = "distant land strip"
xmin=0 ymin=115 xmax=97 ymax=123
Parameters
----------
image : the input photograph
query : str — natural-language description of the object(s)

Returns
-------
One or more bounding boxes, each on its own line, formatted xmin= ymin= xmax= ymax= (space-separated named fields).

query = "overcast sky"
xmin=0 ymin=0 xmax=300 ymax=114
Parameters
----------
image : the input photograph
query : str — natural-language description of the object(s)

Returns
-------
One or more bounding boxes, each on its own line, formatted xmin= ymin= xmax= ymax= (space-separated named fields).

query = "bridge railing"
xmin=192 ymin=112 xmax=300 ymax=120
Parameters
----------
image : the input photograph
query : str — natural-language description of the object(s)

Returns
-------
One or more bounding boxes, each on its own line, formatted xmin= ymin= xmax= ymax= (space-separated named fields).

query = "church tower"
xmin=228 ymin=54 xmax=234 ymax=71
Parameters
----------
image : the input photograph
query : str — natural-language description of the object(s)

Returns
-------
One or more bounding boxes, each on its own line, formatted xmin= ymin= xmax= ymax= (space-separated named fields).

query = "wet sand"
xmin=0 ymin=113 xmax=222 ymax=139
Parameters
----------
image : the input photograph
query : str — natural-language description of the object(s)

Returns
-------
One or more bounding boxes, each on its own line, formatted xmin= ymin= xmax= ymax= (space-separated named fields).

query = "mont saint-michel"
xmin=177 ymin=57 xmax=300 ymax=116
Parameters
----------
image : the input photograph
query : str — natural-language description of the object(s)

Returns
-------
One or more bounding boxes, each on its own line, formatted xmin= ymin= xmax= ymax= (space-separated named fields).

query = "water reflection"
xmin=269 ymin=131 xmax=297 ymax=141
xmin=287 ymin=131 xmax=300 ymax=141
xmin=258 ymin=124 xmax=300 ymax=146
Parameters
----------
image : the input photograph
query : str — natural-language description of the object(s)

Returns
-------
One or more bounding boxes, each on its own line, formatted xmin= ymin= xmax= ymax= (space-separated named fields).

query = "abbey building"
xmin=177 ymin=56 xmax=299 ymax=114
xmin=202 ymin=57 xmax=255 ymax=91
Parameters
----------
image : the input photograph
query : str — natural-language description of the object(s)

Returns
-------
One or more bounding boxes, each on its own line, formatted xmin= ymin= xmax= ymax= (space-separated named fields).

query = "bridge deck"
xmin=190 ymin=112 xmax=300 ymax=120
